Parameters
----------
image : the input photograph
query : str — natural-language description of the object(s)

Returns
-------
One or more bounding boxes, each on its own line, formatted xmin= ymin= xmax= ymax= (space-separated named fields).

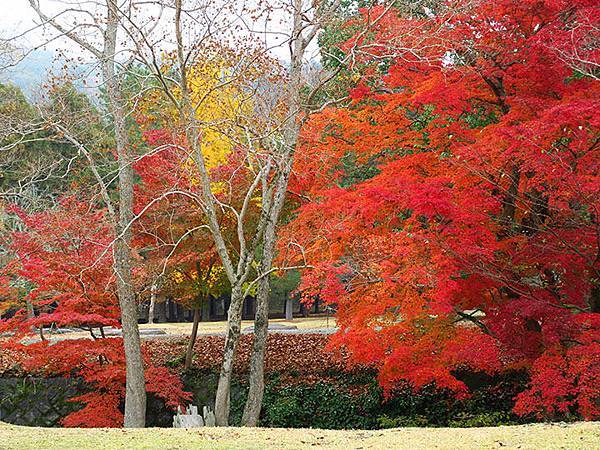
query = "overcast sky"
xmin=1 ymin=0 xmax=314 ymax=57
xmin=1 ymin=2 xmax=48 ymax=47
xmin=1 ymin=2 xmax=34 ymax=29
xmin=0 ymin=0 xmax=321 ymax=96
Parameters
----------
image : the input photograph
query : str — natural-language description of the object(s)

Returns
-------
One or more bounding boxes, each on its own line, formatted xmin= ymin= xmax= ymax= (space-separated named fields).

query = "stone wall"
xmin=0 ymin=377 xmax=86 ymax=427
xmin=0 ymin=376 xmax=174 ymax=427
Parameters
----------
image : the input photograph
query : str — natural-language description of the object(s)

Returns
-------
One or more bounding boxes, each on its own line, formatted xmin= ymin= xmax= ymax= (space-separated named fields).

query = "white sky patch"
xmin=1 ymin=0 xmax=323 ymax=96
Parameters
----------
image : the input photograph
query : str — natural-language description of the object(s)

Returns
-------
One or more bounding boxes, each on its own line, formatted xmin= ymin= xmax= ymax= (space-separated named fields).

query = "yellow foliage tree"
xmin=136 ymin=56 xmax=251 ymax=170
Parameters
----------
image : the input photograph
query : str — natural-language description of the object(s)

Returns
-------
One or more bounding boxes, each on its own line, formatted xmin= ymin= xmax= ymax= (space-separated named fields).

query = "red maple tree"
xmin=0 ymin=197 xmax=190 ymax=427
xmin=284 ymin=0 xmax=599 ymax=420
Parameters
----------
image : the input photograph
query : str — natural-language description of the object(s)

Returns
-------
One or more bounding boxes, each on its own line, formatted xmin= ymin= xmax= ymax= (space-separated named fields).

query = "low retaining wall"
xmin=0 ymin=377 xmax=85 ymax=427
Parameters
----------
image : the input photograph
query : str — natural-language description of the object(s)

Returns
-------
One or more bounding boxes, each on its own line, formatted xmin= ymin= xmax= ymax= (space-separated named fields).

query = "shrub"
xmin=262 ymin=381 xmax=380 ymax=429
xmin=448 ymin=412 xmax=516 ymax=428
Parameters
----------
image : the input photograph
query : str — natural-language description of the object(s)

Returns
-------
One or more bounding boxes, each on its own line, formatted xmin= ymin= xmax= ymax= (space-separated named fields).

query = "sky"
xmin=1 ymin=1 xmax=51 ymax=48
xmin=1 ymin=0 xmax=316 ymax=57
xmin=0 ymin=2 xmax=35 ymax=30
xmin=0 ymin=2 xmax=94 ymax=95
xmin=0 ymin=0 xmax=320 ymax=95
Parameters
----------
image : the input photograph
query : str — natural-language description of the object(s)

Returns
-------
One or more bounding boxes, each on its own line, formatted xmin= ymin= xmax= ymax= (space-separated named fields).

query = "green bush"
xmin=177 ymin=368 xmax=530 ymax=430
xmin=1 ymin=364 xmax=531 ymax=429
xmin=448 ymin=411 xmax=516 ymax=428
xmin=261 ymin=381 xmax=380 ymax=429
xmin=377 ymin=414 xmax=430 ymax=428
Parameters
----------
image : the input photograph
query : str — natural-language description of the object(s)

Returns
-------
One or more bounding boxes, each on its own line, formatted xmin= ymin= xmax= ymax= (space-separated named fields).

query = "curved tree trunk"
xmin=184 ymin=303 xmax=201 ymax=370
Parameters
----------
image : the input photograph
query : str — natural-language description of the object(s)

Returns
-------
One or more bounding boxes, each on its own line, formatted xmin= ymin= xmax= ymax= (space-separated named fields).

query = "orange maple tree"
xmin=284 ymin=0 xmax=599 ymax=420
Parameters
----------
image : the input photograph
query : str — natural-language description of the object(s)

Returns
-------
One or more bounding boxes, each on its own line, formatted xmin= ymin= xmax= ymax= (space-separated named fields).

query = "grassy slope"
xmin=1 ymin=422 xmax=599 ymax=449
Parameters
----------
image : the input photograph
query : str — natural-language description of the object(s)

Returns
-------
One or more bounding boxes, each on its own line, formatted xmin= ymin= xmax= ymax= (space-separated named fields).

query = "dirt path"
xmin=34 ymin=317 xmax=338 ymax=342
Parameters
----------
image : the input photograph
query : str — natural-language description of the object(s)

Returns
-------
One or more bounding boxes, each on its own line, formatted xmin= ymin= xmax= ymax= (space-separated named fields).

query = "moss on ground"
xmin=1 ymin=421 xmax=599 ymax=449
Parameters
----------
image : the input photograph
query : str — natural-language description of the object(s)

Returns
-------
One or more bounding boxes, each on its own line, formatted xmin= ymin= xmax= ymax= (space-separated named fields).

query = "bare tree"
xmin=241 ymin=0 xmax=321 ymax=426
xmin=25 ymin=0 xmax=147 ymax=427
xmin=110 ymin=0 xmax=300 ymax=424
xmin=115 ymin=0 xmax=393 ymax=425
xmin=240 ymin=0 xmax=406 ymax=426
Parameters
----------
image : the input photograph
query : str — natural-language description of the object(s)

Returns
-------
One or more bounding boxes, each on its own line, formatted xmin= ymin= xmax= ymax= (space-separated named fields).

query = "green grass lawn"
xmin=1 ymin=422 xmax=599 ymax=449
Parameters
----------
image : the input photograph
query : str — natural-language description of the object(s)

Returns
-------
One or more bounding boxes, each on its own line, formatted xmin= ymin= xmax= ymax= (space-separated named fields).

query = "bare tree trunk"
xmin=26 ymin=0 xmax=147 ymax=426
xmin=148 ymin=283 xmax=157 ymax=325
xmin=242 ymin=49 xmax=303 ymax=426
xmin=241 ymin=267 xmax=270 ymax=426
xmin=104 ymin=0 xmax=146 ymax=428
xmin=159 ymin=0 xmax=339 ymax=428
xmin=285 ymin=295 xmax=293 ymax=320
xmin=242 ymin=163 xmax=297 ymax=426
xmin=184 ymin=303 xmax=201 ymax=370
xmin=111 ymin=95 xmax=146 ymax=428
xmin=114 ymin=240 xmax=146 ymax=427
xmin=241 ymin=0 xmax=305 ymax=422
xmin=172 ymin=0 xmax=256 ymax=426
xmin=214 ymin=284 xmax=244 ymax=425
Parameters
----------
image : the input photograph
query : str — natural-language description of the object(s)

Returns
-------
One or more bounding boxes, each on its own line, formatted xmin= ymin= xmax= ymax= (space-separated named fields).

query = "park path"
xmin=24 ymin=317 xmax=338 ymax=343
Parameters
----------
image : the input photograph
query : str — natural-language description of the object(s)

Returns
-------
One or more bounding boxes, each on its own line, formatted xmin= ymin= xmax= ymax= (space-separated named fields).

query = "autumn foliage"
xmin=0 ymin=0 xmax=598 ymax=428
xmin=0 ymin=199 xmax=190 ymax=427
xmin=284 ymin=0 xmax=599 ymax=420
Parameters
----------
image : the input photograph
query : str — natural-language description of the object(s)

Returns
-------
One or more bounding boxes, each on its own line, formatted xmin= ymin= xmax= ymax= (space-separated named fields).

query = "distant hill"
xmin=0 ymin=49 xmax=99 ymax=99
xmin=0 ymin=49 xmax=57 ymax=96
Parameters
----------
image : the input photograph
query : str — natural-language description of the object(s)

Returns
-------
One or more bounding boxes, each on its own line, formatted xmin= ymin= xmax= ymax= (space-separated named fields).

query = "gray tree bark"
xmin=241 ymin=145 xmax=298 ymax=426
xmin=214 ymin=285 xmax=245 ymax=425
xmin=171 ymin=0 xmax=265 ymax=425
xmin=148 ymin=283 xmax=157 ymax=325
xmin=241 ymin=0 xmax=305 ymax=423
xmin=241 ymin=262 xmax=271 ymax=426
xmin=27 ymin=0 xmax=147 ymax=428
xmin=103 ymin=0 xmax=146 ymax=429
